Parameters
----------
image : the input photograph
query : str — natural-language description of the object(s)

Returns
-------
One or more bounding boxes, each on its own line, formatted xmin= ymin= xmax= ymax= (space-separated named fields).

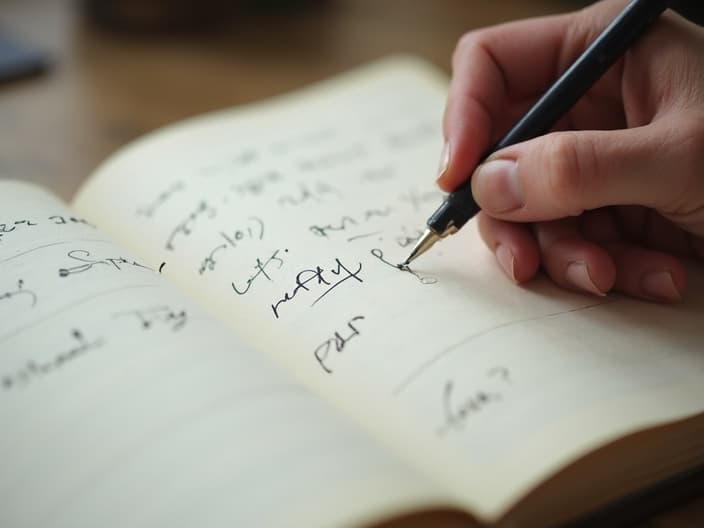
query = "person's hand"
xmin=437 ymin=0 xmax=704 ymax=302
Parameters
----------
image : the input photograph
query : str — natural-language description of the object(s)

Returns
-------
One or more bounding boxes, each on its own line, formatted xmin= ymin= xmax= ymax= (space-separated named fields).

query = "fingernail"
xmin=472 ymin=159 xmax=524 ymax=212
xmin=565 ymin=261 xmax=606 ymax=297
xmin=495 ymin=244 xmax=516 ymax=282
xmin=641 ymin=271 xmax=681 ymax=302
xmin=436 ymin=142 xmax=450 ymax=183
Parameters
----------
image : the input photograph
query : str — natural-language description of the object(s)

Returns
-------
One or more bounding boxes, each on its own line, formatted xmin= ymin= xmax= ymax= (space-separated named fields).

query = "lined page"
xmin=74 ymin=57 xmax=704 ymax=520
xmin=0 ymin=180 xmax=446 ymax=528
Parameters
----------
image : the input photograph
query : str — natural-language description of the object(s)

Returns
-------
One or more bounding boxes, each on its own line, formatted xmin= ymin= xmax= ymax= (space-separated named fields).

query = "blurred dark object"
xmin=670 ymin=0 xmax=704 ymax=26
xmin=0 ymin=35 xmax=50 ymax=84
xmin=81 ymin=0 xmax=326 ymax=33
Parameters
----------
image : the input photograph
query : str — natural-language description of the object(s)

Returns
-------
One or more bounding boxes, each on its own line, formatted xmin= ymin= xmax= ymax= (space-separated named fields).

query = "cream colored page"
xmin=74 ymin=57 xmax=704 ymax=520
xmin=0 ymin=180 xmax=447 ymax=528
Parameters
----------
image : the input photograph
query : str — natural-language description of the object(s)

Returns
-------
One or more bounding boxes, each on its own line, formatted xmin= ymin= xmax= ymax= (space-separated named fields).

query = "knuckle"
xmin=542 ymin=133 xmax=596 ymax=215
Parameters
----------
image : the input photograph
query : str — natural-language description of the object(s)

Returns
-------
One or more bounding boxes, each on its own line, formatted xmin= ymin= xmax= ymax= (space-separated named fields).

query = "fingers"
xmin=476 ymin=213 xmax=540 ymax=283
xmin=478 ymin=211 xmax=688 ymax=302
xmin=470 ymin=120 xmax=704 ymax=230
xmin=437 ymin=0 xmax=631 ymax=192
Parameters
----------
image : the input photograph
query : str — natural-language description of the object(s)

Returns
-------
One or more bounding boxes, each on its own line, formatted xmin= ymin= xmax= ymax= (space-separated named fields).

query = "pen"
xmin=403 ymin=0 xmax=671 ymax=266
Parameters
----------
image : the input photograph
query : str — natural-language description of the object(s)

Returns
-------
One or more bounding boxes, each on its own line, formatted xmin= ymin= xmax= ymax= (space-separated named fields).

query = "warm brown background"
xmin=1 ymin=0 xmax=702 ymax=525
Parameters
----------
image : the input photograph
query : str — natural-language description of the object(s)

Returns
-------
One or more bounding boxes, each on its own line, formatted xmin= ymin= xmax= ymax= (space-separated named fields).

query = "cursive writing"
xmin=165 ymin=200 xmax=217 ymax=250
xmin=136 ymin=181 xmax=185 ymax=217
xmin=370 ymin=248 xmax=437 ymax=285
xmin=1 ymin=329 xmax=105 ymax=391
xmin=435 ymin=368 xmax=512 ymax=436
xmin=113 ymin=305 xmax=188 ymax=331
xmin=58 ymin=250 xmax=153 ymax=277
xmin=232 ymin=249 xmax=287 ymax=295
xmin=314 ymin=315 xmax=365 ymax=374
xmin=199 ymin=216 xmax=265 ymax=275
xmin=278 ymin=182 xmax=341 ymax=207
xmin=0 ymin=279 xmax=37 ymax=308
xmin=271 ymin=257 xmax=363 ymax=319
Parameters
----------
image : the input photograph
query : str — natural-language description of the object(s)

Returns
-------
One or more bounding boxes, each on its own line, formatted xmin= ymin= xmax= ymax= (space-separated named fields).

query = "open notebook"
xmin=2 ymin=57 xmax=703 ymax=528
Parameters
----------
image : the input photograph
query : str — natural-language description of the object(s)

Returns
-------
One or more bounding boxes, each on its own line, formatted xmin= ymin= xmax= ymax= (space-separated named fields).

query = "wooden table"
xmin=1 ymin=0 xmax=702 ymax=525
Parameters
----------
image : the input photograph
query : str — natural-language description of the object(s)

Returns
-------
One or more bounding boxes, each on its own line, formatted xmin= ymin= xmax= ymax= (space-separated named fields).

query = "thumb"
xmin=470 ymin=122 xmax=700 ymax=223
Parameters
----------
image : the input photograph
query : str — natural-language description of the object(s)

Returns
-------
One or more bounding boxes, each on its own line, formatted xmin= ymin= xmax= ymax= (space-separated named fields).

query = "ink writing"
xmin=435 ymin=367 xmax=512 ymax=436
xmin=232 ymin=249 xmax=287 ymax=295
xmin=271 ymin=258 xmax=363 ymax=319
xmin=165 ymin=200 xmax=217 ymax=250
xmin=198 ymin=216 xmax=265 ymax=275
xmin=113 ymin=305 xmax=188 ymax=331
xmin=278 ymin=182 xmax=340 ymax=207
xmin=370 ymin=248 xmax=437 ymax=285
xmin=314 ymin=315 xmax=365 ymax=374
xmin=136 ymin=181 xmax=185 ymax=217
xmin=1 ymin=329 xmax=105 ymax=391
xmin=58 ymin=250 xmax=153 ymax=277
xmin=0 ymin=279 xmax=37 ymax=308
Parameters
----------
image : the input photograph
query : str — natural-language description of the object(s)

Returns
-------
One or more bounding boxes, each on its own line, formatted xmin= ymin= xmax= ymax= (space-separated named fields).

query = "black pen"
xmin=403 ymin=0 xmax=671 ymax=266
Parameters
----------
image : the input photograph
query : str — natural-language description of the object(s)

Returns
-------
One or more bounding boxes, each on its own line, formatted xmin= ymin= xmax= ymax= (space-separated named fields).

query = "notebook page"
xmin=0 ymin=180 xmax=446 ymax=528
xmin=73 ymin=57 xmax=704 ymax=520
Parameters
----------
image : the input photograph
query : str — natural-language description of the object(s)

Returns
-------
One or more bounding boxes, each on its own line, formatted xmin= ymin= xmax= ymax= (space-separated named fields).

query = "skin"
xmin=437 ymin=0 xmax=704 ymax=303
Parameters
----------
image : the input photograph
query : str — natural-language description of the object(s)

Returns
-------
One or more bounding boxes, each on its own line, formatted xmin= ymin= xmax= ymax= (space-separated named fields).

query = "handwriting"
xmin=232 ymin=249 xmax=287 ymax=295
xmin=393 ymin=226 xmax=424 ymax=248
xmin=297 ymin=143 xmax=365 ymax=171
xmin=198 ymin=149 xmax=258 ymax=178
xmin=435 ymin=368 xmax=511 ymax=436
xmin=0 ymin=220 xmax=38 ymax=242
xmin=231 ymin=171 xmax=282 ymax=198
xmin=278 ymin=182 xmax=341 ymax=207
xmin=314 ymin=315 xmax=365 ymax=374
xmin=387 ymin=120 xmax=437 ymax=149
xmin=1 ymin=329 xmax=105 ymax=391
xmin=199 ymin=217 xmax=265 ymax=275
xmin=309 ymin=216 xmax=357 ymax=238
xmin=271 ymin=258 xmax=363 ymax=319
xmin=136 ymin=181 xmax=185 ymax=217
xmin=58 ymin=250 xmax=153 ymax=277
xmin=165 ymin=200 xmax=217 ymax=250
xmin=113 ymin=305 xmax=188 ymax=331
xmin=360 ymin=165 xmax=395 ymax=183
xmin=399 ymin=188 xmax=444 ymax=211
xmin=309 ymin=208 xmax=392 ymax=239
xmin=48 ymin=215 xmax=95 ymax=227
xmin=0 ymin=279 xmax=37 ymax=308
xmin=370 ymin=248 xmax=437 ymax=285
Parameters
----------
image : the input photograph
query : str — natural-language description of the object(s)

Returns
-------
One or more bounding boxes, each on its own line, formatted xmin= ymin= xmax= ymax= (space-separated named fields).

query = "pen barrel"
xmin=491 ymin=0 xmax=671 ymax=153
xmin=428 ymin=184 xmax=480 ymax=234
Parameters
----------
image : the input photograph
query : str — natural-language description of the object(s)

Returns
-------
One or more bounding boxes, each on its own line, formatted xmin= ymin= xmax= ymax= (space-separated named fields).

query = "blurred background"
xmin=1 ymin=0 xmax=702 ymax=200
xmin=1 ymin=0 xmax=703 ymax=525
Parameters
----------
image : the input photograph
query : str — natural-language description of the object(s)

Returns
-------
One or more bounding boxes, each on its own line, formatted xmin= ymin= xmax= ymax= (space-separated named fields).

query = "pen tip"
xmin=401 ymin=228 xmax=440 ymax=267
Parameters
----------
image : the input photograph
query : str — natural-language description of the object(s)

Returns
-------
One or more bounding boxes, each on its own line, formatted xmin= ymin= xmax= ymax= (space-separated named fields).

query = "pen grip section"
xmin=427 ymin=184 xmax=479 ymax=235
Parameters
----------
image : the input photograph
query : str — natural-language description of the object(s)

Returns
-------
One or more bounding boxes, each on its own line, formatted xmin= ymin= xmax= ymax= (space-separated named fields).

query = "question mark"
xmin=488 ymin=366 xmax=511 ymax=384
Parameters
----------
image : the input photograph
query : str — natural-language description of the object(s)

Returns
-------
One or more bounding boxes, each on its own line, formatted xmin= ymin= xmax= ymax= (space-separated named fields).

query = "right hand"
xmin=437 ymin=0 xmax=704 ymax=302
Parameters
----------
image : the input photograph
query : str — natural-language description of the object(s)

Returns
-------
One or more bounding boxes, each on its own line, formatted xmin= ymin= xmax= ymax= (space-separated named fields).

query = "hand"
xmin=437 ymin=0 xmax=704 ymax=302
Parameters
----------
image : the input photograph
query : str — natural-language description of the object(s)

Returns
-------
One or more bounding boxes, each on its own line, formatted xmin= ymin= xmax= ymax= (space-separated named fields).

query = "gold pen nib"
xmin=401 ymin=228 xmax=441 ymax=267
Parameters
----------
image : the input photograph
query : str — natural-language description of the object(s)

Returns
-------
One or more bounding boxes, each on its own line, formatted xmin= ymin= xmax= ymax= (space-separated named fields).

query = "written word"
xmin=271 ymin=257 xmax=363 ymax=319
xmin=165 ymin=200 xmax=217 ymax=250
xmin=0 ymin=279 xmax=37 ymax=308
xmin=136 ymin=181 xmax=185 ymax=218
xmin=113 ymin=305 xmax=188 ymax=331
xmin=278 ymin=182 xmax=341 ymax=207
xmin=232 ymin=249 xmax=287 ymax=296
xmin=314 ymin=315 xmax=365 ymax=374
xmin=435 ymin=367 xmax=512 ymax=436
xmin=309 ymin=207 xmax=392 ymax=240
xmin=370 ymin=248 xmax=437 ymax=285
xmin=58 ymin=249 xmax=153 ymax=277
xmin=199 ymin=216 xmax=265 ymax=275
xmin=1 ymin=329 xmax=105 ymax=391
